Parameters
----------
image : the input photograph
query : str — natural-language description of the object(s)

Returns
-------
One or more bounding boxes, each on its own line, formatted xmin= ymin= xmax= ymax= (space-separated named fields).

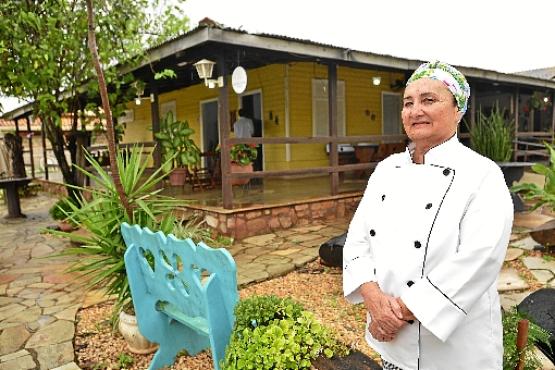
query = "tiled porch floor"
xmin=161 ymin=174 xmax=369 ymax=209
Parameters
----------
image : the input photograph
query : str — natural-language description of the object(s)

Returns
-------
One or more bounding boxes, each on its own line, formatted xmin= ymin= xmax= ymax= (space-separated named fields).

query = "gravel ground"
xmin=75 ymin=260 xmax=380 ymax=370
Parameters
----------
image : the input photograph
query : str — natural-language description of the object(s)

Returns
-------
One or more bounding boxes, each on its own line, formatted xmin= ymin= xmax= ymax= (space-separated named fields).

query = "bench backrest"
xmin=121 ymin=222 xmax=238 ymax=370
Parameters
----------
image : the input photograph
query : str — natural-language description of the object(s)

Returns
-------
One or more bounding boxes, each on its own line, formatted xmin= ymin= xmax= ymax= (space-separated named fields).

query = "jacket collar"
xmin=404 ymin=134 xmax=460 ymax=166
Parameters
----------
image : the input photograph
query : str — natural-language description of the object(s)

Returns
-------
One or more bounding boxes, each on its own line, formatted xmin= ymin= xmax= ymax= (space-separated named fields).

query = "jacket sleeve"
xmin=401 ymin=165 xmax=513 ymax=342
xmin=343 ymin=164 xmax=382 ymax=304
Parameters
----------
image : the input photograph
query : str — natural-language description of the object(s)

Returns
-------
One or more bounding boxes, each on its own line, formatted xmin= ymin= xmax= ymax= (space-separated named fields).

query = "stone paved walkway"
xmin=1 ymin=193 xmax=555 ymax=369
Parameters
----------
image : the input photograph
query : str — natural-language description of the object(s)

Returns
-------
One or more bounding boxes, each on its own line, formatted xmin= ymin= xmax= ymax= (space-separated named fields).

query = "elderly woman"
xmin=343 ymin=61 xmax=513 ymax=370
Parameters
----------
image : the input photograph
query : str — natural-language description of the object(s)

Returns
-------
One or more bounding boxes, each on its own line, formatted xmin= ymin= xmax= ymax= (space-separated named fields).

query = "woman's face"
xmin=402 ymin=78 xmax=461 ymax=147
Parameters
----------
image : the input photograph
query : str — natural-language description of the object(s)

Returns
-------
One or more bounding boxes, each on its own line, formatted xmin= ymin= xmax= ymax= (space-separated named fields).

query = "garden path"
xmin=0 ymin=193 xmax=554 ymax=369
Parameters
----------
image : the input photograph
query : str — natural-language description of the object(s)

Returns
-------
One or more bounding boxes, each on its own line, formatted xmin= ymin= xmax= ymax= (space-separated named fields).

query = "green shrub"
xmin=49 ymin=197 xmax=78 ymax=221
xmin=502 ymin=308 xmax=551 ymax=370
xmin=233 ymin=295 xmax=305 ymax=333
xmin=222 ymin=295 xmax=348 ymax=370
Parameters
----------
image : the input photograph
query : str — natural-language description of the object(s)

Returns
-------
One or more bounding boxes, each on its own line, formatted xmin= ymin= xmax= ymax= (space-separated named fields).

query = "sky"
xmin=2 ymin=0 xmax=554 ymax=113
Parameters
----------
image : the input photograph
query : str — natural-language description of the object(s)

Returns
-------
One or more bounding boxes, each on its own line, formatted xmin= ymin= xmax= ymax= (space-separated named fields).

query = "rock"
xmin=504 ymin=248 xmax=523 ymax=261
xmin=5 ymin=307 xmax=41 ymax=324
xmin=54 ymin=305 xmax=80 ymax=321
xmin=0 ymin=324 xmax=31 ymax=355
xmin=25 ymin=320 xmax=74 ymax=348
xmin=499 ymin=291 xmax=531 ymax=311
xmin=242 ymin=233 xmax=276 ymax=246
xmin=522 ymin=256 xmax=555 ymax=271
xmin=529 ymin=270 xmax=555 ymax=285
xmin=511 ymin=236 xmax=540 ymax=250
xmin=34 ymin=342 xmax=74 ymax=369
xmin=50 ymin=362 xmax=81 ymax=370
xmin=530 ymin=219 xmax=555 ymax=248
xmin=497 ymin=268 xmax=529 ymax=292
xmin=0 ymin=355 xmax=36 ymax=370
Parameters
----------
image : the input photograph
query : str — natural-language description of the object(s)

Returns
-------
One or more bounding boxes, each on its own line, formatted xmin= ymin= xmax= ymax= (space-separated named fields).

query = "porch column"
xmin=25 ymin=116 xmax=35 ymax=178
xmin=41 ymin=120 xmax=49 ymax=180
xmin=328 ymin=63 xmax=339 ymax=195
xmin=514 ymin=88 xmax=520 ymax=161
xmin=470 ymin=90 xmax=476 ymax=129
xmin=218 ymin=53 xmax=233 ymax=209
xmin=150 ymin=83 xmax=161 ymax=169
xmin=551 ymin=90 xmax=555 ymax=142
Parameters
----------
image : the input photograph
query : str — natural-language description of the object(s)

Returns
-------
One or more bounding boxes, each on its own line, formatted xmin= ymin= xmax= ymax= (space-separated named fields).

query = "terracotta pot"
xmin=118 ymin=311 xmax=158 ymax=354
xmin=58 ymin=221 xmax=75 ymax=232
xmin=168 ymin=167 xmax=187 ymax=186
xmin=230 ymin=163 xmax=253 ymax=185
xmin=530 ymin=219 xmax=555 ymax=248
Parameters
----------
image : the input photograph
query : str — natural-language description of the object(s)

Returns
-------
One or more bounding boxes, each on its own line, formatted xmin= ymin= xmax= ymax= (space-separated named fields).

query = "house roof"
xmin=4 ymin=19 xmax=555 ymax=120
xmin=516 ymin=66 xmax=555 ymax=80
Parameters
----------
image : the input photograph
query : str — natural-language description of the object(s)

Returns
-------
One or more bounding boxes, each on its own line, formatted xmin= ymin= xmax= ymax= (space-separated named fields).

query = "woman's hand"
xmin=359 ymin=282 xmax=407 ymax=342
xmin=396 ymin=297 xmax=416 ymax=321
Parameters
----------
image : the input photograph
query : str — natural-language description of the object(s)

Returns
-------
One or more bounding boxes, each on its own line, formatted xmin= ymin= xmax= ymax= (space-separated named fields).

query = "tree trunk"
xmin=42 ymin=114 xmax=81 ymax=201
xmin=85 ymin=0 xmax=132 ymax=220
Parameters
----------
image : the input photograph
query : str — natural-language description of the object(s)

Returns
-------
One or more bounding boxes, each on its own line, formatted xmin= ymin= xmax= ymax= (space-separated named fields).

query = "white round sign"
xmin=231 ymin=66 xmax=247 ymax=94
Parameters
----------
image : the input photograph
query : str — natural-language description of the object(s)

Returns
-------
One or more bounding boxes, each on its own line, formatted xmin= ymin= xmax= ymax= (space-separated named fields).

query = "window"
xmin=312 ymin=79 xmax=345 ymax=136
xmin=119 ymin=109 xmax=134 ymax=124
xmin=160 ymin=100 xmax=177 ymax=122
xmin=382 ymin=92 xmax=402 ymax=135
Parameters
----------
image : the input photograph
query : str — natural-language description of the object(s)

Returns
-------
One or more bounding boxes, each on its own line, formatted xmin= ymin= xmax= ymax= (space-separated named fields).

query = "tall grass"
xmin=468 ymin=105 xmax=514 ymax=162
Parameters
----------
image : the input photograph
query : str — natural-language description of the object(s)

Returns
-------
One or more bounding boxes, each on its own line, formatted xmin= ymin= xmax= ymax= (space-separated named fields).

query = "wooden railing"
xmin=514 ymin=132 xmax=554 ymax=162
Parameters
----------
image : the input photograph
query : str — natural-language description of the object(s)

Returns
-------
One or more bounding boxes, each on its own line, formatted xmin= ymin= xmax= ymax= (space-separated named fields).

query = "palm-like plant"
xmin=48 ymin=146 xmax=181 ymax=319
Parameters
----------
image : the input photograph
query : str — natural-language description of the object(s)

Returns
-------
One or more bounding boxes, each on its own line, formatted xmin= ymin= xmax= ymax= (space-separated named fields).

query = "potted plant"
xmin=512 ymin=143 xmax=555 ymax=247
xmin=466 ymin=105 xmax=529 ymax=211
xmin=230 ymin=143 xmax=257 ymax=185
xmin=155 ymin=111 xmax=201 ymax=186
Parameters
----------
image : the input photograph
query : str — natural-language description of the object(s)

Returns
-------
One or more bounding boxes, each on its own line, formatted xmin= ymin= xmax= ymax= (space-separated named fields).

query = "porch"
xmin=164 ymin=174 xmax=367 ymax=240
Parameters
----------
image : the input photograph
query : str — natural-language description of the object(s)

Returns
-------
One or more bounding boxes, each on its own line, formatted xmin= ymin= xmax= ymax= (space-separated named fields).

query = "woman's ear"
xmin=456 ymin=111 xmax=464 ymax=124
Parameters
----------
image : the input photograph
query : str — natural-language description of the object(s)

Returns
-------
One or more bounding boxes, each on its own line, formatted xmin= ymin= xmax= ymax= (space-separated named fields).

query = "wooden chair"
xmin=121 ymin=223 xmax=238 ymax=370
xmin=189 ymin=151 xmax=221 ymax=191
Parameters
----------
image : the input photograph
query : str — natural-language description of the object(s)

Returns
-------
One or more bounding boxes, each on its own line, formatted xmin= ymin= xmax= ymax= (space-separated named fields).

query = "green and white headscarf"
xmin=407 ymin=61 xmax=470 ymax=114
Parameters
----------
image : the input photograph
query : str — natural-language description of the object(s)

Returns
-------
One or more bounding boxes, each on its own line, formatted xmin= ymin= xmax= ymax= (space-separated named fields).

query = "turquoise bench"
xmin=121 ymin=223 xmax=238 ymax=370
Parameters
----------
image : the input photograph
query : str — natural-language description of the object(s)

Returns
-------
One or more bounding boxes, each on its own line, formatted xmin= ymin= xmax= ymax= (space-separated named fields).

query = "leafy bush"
xmin=467 ymin=105 xmax=514 ymax=162
xmin=233 ymin=295 xmax=305 ymax=333
xmin=222 ymin=295 xmax=348 ymax=370
xmin=49 ymin=197 xmax=78 ymax=221
xmin=512 ymin=143 xmax=555 ymax=211
xmin=503 ymin=308 xmax=552 ymax=370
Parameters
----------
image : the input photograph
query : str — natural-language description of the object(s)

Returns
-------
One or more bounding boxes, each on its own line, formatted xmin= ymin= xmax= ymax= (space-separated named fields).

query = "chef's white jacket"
xmin=343 ymin=136 xmax=513 ymax=370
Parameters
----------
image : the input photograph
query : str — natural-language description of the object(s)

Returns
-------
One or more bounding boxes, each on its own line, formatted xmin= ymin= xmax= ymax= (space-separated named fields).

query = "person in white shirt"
xmin=343 ymin=61 xmax=513 ymax=370
xmin=233 ymin=108 xmax=254 ymax=138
